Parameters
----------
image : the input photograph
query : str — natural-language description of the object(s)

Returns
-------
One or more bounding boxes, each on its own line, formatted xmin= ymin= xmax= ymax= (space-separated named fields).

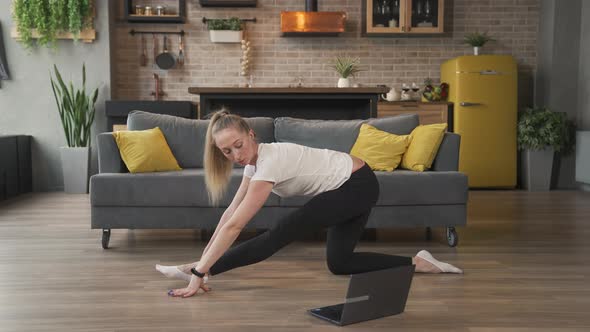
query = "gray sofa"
xmin=90 ymin=111 xmax=468 ymax=249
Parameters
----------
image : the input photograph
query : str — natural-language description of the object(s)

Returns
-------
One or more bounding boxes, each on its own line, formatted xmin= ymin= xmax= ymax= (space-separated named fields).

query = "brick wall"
xmin=111 ymin=0 xmax=539 ymax=107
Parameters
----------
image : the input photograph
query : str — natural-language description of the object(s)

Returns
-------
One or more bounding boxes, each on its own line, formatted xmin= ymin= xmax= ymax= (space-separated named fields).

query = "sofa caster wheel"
xmin=102 ymin=229 xmax=111 ymax=249
xmin=446 ymin=227 xmax=458 ymax=247
xmin=425 ymin=227 xmax=432 ymax=241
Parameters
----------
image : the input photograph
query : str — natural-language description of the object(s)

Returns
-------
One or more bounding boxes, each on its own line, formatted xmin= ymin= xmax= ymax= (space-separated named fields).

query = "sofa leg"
xmin=425 ymin=227 xmax=432 ymax=241
xmin=446 ymin=227 xmax=458 ymax=247
xmin=102 ymin=229 xmax=111 ymax=249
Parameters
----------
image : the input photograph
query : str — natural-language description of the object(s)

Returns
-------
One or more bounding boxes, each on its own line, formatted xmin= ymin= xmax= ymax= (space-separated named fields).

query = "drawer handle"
xmin=460 ymin=102 xmax=482 ymax=107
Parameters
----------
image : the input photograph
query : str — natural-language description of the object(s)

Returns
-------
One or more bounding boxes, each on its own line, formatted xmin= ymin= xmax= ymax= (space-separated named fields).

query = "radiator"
xmin=576 ymin=131 xmax=590 ymax=190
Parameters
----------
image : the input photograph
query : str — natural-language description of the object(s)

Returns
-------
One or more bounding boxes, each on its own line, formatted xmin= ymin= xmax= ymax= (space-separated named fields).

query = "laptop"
xmin=308 ymin=265 xmax=415 ymax=326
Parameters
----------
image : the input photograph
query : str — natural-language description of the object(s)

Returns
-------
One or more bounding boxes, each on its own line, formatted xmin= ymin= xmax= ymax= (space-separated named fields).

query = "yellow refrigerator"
xmin=441 ymin=55 xmax=517 ymax=188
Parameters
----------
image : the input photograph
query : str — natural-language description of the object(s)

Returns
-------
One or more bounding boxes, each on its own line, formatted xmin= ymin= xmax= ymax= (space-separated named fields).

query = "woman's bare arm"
xmin=202 ymin=175 xmax=251 ymax=255
xmin=195 ymin=180 xmax=273 ymax=274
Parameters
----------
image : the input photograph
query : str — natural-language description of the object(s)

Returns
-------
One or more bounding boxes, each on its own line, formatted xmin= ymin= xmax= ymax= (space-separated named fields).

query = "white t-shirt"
xmin=243 ymin=142 xmax=353 ymax=197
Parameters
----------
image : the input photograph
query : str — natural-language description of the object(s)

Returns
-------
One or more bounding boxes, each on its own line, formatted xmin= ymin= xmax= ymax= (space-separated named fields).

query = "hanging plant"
xmin=12 ymin=0 xmax=93 ymax=49
xmin=13 ymin=0 xmax=34 ymax=49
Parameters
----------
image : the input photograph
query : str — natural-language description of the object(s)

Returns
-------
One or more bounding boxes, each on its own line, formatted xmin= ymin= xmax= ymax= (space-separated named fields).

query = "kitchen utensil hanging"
xmin=140 ymin=35 xmax=147 ymax=66
xmin=155 ymin=35 xmax=176 ymax=70
xmin=177 ymin=34 xmax=184 ymax=67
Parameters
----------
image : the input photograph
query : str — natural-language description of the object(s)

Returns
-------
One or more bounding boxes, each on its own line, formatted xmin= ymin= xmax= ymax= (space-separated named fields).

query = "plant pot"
xmin=337 ymin=78 xmax=350 ymax=88
xmin=522 ymin=148 xmax=554 ymax=191
xmin=473 ymin=46 xmax=480 ymax=55
xmin=209 ymin=30 xmax=243 ymax=43
xmin=60 ymin=147 xmax=90 ymax=194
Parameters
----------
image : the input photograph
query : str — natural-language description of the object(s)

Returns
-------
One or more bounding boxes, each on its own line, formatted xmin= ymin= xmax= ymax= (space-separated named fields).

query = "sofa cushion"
xmin=113 ymin=127 xmax=182 ymax=173
xmin=274 ymin=114 xmax=419 ymax=153
xmin=279 ymin=170 xmax=468 ymax=207
xmin=365 ymin=114 xmax=420 ymax=135
xmin=126 ymin=111 xmax=275 ymax=168
xmin=90 ymin=168 xmax=280 ymax=207
xmin=274 ymin=117 xmax=364 ymax=153
xmin=350 ymin=124 xmax=410 ymax=171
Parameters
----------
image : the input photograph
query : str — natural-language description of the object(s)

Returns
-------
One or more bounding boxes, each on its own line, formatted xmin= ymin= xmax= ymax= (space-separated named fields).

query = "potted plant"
xmin=207 ymin=17 xmax=243 ymax=43
xmin=464 ymin=31 xmax=495 ymax=55
xmin=50 ymin=63 xmax=98 ymax=194
xmin=12 ymin=0 xmax=93 ymax=49
xmin=330 ymin=56 xmax=363 ymax=88
xmin=518 ymin=107 xmax=576 ymax=191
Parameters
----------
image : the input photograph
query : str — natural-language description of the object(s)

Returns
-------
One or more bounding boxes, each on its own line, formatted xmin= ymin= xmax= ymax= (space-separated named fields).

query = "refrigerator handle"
xmin=460 ymin=102 xmax=482 ymax=107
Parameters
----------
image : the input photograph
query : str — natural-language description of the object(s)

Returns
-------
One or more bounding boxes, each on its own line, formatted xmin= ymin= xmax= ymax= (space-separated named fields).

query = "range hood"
xmin=280 ymin=0 xmax=346 ymax=36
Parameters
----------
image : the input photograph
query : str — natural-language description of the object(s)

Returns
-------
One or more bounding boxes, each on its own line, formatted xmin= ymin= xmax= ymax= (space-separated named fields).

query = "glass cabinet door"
xmin=367 ymin=0 xmax=405 ymax=33
xmin=406 ymin=0 xmax=443 ymax=33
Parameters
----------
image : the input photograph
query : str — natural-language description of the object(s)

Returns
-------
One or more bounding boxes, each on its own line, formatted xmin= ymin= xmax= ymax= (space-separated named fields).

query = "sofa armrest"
xmin=431 ymin=133 xmax=461 ymax=171
xmin=97 ymin=133 xmax=127 ymax=173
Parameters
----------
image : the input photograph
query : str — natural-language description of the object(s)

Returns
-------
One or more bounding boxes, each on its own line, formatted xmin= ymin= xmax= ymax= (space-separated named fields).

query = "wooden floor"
xmin=1 ymin=191 xmax=589 ymax=331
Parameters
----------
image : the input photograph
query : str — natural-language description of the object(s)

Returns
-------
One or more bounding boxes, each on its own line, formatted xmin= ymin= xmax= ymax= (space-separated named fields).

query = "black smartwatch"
xmin=190 ymin=267 xmax=206 ymax=278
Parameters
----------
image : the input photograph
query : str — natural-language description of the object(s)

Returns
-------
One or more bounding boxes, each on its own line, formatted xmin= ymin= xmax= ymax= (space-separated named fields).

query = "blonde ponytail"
xmin=204 ymin=109 xmax=252 ymax=206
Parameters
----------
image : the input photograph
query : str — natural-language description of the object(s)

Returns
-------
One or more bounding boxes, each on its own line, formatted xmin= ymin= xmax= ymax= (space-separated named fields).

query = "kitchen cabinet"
xmin=363 ymin=0 xmax=444 ymax=35
xmin=378 ymin=101 xmax=453 ymax=131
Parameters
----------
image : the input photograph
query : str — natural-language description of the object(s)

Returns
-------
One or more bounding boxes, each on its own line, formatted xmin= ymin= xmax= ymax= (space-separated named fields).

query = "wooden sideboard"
xmin=377 ymin=101 xmax=453 ymax=131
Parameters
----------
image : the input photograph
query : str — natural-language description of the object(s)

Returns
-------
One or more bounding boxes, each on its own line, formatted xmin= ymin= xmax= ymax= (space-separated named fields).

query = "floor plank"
xmin=0 ymin=191 xmax=589 ymax=331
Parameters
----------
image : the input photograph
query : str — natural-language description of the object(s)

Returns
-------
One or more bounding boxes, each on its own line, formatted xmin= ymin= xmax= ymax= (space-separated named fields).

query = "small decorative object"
xmin=422 ymin=78 xmax=449 ymax=101
xmin=330 ymin=56 xmax=363 ymax=88
xmin=400 ymin=83 xmax=412 ymax=100
xmin=381 ymin=87 xmax=400 ymax=101
xmin=156 ymin=5 xmax=166 ymax=16
xmin=240 ymin=39 xmax=252 ymax=77
xmin=12 ymin=0 xmax=94 ymax=49
xmin=50 ymin=63 xmax=98 ymax=194
xmin=411 ymin=82 xmax=421 ymax=101
xmin=464 ymin=31 xmax=495 ymax=55
xmin=144 ymin=6 xmax=153 ymax=16
xmin=518 ymin=107 xmax=576 ymax=191
xmin=207 ymin=17 xmax=243 ymax=43
xmin=135 ymin=5 xmax=144 ymax=15
xmin=388 ymin=19 xmax=397 ymax=28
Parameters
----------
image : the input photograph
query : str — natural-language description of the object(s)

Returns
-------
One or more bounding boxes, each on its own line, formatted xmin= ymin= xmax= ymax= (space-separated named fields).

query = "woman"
xmin=157 ymin=110 xmax=463 ymax=298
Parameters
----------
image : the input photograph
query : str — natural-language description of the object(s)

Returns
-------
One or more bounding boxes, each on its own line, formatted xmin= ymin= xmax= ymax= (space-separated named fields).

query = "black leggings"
xmin=208 ymin=163 xmax=412 ymax=276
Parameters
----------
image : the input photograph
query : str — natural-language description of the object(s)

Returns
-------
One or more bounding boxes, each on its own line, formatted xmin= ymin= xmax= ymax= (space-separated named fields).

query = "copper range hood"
xmin=281 ymin=0 xmax=346 ymax=36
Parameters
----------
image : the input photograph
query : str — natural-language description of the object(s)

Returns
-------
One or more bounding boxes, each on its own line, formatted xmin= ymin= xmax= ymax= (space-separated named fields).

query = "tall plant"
xmin=50 ymin=64 xmax=98 ymax=147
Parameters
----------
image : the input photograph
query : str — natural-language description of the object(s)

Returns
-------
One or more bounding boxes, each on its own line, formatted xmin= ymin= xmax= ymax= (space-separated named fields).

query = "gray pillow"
xmin=273 ymin=114 xmax=420 ymax=153
xmin=366 ymin=114 xmax=419 ymax=135
xmin=274 ymin=117 xmax=365 ymax=153
xmin=127 ymin=111 xmax=275 ymax=168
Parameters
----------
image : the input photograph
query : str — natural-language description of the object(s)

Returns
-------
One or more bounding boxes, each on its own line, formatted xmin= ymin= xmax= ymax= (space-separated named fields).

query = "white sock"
xmin=416 ymin=250 xmax=463 ymax=274
xmin=155 ymin=264 xmax=209 ymax=282
xmin=155 ymin=264 xmax=192 ymax=282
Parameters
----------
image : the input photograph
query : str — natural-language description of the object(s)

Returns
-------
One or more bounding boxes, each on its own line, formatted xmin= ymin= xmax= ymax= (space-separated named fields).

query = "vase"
xmin=337 ymin=78 xmax=350 ymax=88
xmin=209 ymin=30 xmax=243 ymax=43
xmin=60 ymin=146 xmax=90 ymax=194
xmin=473 ymin=46 xmax=480 ymax=55
xmin=522 ymin=148 xmax=554 ymax=191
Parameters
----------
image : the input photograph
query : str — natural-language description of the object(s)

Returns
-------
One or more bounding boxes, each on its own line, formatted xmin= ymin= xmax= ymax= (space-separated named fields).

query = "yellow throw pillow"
xmin=401 ymin=123 xmax=447 ymax=172
xmin=112 ymin=127 xmax=182 ymax=173
xmin=350 ymin=124 xmax=410 ymax=172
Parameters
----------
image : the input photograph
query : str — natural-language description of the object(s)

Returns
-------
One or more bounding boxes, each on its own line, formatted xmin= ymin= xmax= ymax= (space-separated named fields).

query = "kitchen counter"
xmin=188 ymin=87 xmax=388 ymax=94
xmin=188 ymin=86 xmax=389 ymax=119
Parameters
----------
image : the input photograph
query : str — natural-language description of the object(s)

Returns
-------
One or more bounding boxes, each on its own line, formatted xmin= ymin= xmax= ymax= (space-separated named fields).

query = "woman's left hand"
xmin=168 ymin=274 xmax=211 ymax=298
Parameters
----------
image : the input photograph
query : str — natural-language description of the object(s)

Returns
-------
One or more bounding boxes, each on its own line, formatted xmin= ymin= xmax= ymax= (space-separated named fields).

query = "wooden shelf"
xmin=125 ymin=0 xmax=186 ymax=24
xmin=11 ymin=27 xmax=96 ymax=43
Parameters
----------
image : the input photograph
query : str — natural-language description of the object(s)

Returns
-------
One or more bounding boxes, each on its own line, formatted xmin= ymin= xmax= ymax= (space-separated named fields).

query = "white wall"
xmin=0 ymin=1 xmax=111 ymax=191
